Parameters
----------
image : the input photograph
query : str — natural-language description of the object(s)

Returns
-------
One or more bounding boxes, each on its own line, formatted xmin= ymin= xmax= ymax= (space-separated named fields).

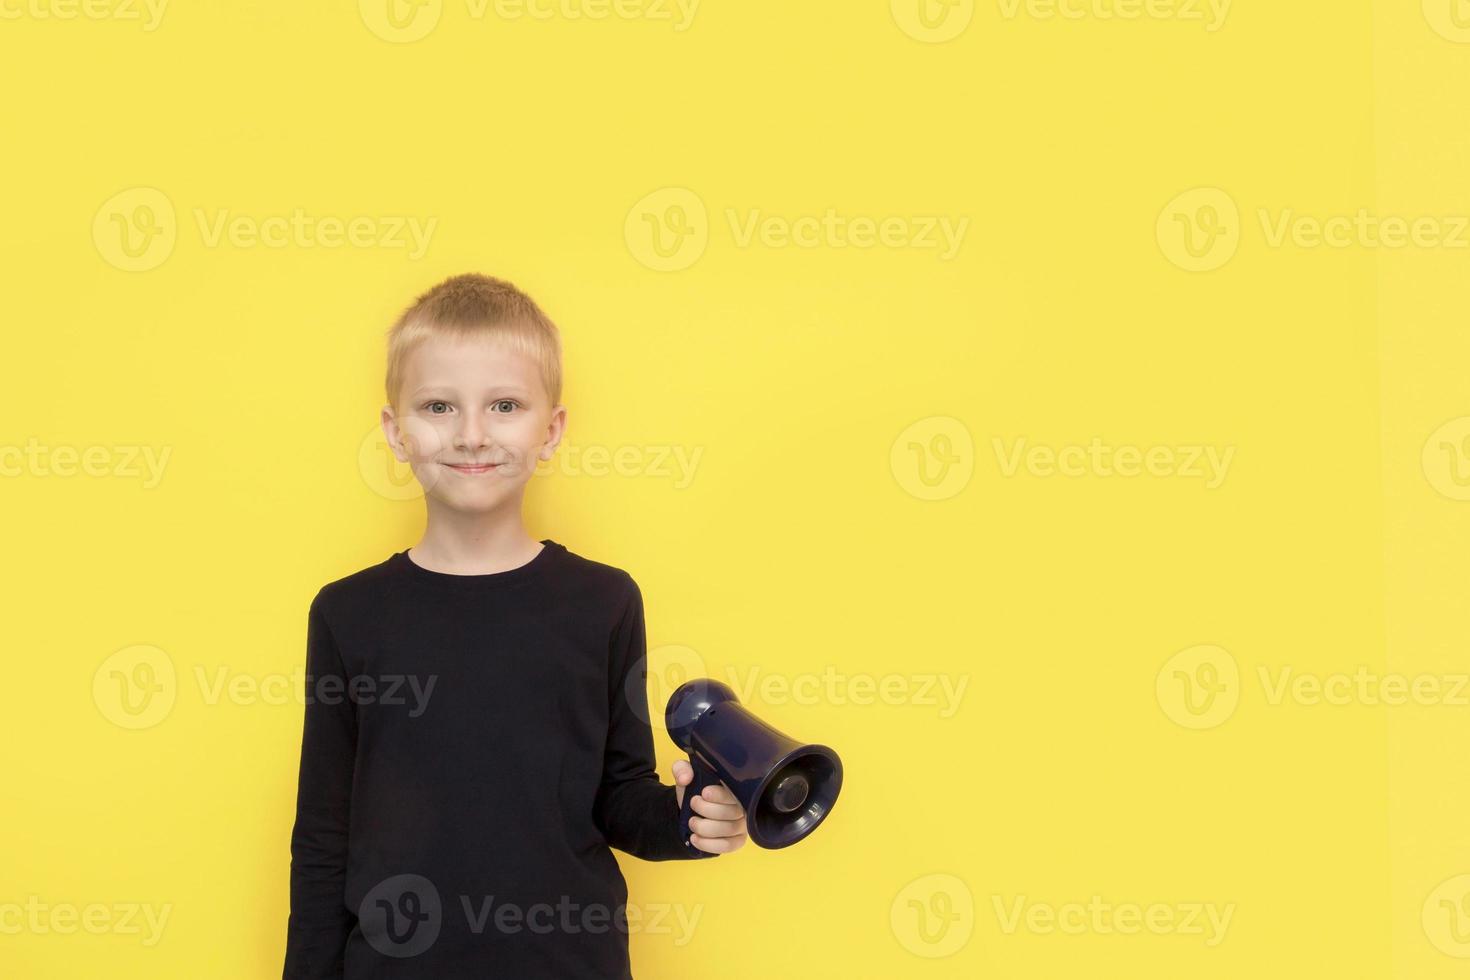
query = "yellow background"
xmin=2 ymin=1 xmax=1468 ymax=976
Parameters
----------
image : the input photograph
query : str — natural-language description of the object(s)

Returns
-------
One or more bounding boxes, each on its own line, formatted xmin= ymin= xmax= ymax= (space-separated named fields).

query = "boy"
xmin=283 ymin=274 xmax=747 ymax=978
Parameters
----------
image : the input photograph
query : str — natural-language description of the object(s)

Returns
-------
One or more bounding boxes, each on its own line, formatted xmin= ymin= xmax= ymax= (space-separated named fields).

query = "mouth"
xmin=444 ymin=462 xmax=500 ymax=475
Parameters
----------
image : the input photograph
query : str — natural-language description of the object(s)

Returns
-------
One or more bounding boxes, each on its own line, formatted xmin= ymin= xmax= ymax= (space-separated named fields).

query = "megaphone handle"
xmin=679 ymin=754 xmax=722 ymax=859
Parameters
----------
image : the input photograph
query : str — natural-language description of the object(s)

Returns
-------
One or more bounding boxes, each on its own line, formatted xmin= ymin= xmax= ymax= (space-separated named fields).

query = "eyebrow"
xmin=411 ymin=385 xmax=531 ymax=397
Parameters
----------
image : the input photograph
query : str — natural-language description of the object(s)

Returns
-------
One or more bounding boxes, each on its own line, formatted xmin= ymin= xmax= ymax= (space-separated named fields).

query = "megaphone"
xmin=665 ymin=678 xmax=843 ymax=857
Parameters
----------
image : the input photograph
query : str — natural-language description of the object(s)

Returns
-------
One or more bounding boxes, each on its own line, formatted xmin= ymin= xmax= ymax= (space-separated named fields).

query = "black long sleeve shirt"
xmin=283 ymin=539 xmax=696 ymax=978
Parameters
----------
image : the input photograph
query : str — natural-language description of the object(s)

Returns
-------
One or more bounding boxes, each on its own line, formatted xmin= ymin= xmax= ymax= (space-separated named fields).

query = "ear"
xmin=539 ymin=403 xmax=568 ymax=461
xmin=381 ymin=405 xmax=408 ymax=462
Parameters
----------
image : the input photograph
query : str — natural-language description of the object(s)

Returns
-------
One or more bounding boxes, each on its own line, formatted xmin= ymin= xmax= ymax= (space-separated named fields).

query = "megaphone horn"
xmin=665 ymin=678 xmax=843 ymax=856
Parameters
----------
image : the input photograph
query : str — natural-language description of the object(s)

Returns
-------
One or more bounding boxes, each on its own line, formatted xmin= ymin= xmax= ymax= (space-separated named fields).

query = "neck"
xmin=411 ymin=498 xmax=542 ymax=573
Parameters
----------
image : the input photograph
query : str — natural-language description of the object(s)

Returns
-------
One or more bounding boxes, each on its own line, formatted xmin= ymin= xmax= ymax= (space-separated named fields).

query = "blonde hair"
xmin=384 ymin=273 xmax=563 ymax=411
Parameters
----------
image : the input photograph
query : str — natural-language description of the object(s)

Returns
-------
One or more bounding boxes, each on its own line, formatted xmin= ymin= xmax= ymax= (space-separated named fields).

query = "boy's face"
xmin=381 ymin=332 xmax=565 ymax=511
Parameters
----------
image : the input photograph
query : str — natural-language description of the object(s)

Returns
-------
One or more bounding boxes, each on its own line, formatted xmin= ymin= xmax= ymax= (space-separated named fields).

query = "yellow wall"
xmin=2 ymin=2 xmax=1466 ymax=977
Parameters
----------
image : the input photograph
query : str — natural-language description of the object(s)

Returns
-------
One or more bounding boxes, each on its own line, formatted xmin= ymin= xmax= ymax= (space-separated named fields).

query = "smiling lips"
xmin=445 ymin=462 xmax=499 ymax=474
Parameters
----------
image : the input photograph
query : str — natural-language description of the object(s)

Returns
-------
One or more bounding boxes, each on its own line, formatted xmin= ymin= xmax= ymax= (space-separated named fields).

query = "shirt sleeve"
xmin=283 ymin=590 xmax=359 ymax=978
xmin=592 ymin=574 xmax=699 ymax=861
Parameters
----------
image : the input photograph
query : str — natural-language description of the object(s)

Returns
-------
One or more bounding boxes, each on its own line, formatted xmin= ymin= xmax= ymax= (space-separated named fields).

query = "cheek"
xmin=500 ymin=421 xmax=546 ymax=455
xmin=495 ymin=454 xmax=536 ymax=480
xmin=396 ymin=417 xmax=450 ymax=461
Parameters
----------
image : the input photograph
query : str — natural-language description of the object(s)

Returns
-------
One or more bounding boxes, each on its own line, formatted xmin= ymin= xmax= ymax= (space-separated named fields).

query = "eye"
xmin=491 ymin=399 xmax=519 ymax=413
xmin=424 ymin=401 xmax=451 ymax=415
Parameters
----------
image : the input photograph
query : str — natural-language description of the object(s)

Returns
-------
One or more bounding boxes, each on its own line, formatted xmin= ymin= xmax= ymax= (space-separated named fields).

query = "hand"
xmin=671 ymin=759 xmax=749 ymax=854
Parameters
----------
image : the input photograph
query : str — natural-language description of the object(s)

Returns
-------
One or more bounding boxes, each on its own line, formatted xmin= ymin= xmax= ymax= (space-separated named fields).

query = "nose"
xmin=454 ymin=411 xmax=490 ymax=452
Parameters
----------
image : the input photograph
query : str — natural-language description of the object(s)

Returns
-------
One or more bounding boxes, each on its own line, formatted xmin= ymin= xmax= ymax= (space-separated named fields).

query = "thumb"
xmin=671 ymin=759 xmax=692 ymax=808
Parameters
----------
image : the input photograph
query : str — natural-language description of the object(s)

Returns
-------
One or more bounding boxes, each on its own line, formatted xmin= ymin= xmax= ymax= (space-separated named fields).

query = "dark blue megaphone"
xmin=665 ymin=679 xmax=843 ymax=857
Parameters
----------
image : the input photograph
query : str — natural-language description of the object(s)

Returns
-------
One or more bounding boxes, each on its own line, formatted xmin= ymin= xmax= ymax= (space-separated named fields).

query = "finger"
xmin=699 ymin=784 xmax=740 ymax=805
xmin=691 ymin=832 xmax=746 ymax=854
xmin=690 ymin=815 xmax=746 ymax=838
xmin=690 ymin=795 xmax=745 ymax=821
xmin=670 ymin=760 xmax=692 ymax=786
